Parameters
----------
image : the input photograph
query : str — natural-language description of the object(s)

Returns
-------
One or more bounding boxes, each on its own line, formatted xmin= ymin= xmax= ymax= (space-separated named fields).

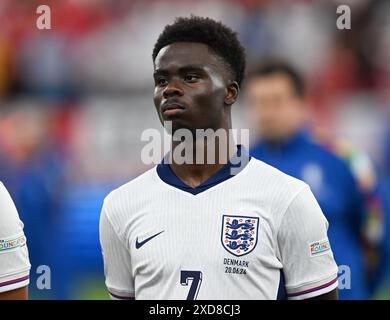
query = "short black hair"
xmin=152 ymin=16 xmax=246 ymax=86
xmin=247 ymin=61 xmax=305 ymax=98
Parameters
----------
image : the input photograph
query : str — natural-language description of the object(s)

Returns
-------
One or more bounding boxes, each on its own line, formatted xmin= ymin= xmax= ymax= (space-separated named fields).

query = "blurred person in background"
xmin=243 ymin=62 xmax=386 ymax=300
xmin=373 ymin=131 xmax=390 ymax=298
xmin=373 ymin=172 xmax=390 ymax=299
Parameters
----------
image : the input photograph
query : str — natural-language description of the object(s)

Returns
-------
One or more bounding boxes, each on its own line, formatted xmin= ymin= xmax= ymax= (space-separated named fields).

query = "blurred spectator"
xmin=243 ymin=61 xmax=385 ymax=299
xmin=370 ymin=175 xmax=390 ymax=299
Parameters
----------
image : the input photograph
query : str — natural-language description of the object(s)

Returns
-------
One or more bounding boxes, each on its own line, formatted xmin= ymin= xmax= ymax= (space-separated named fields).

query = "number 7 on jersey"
xmin=180 ymin=270 xmax=203 ymax=300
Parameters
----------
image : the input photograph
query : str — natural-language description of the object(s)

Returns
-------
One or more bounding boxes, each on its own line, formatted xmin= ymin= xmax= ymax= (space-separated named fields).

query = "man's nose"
xmin=163 ymin=80 xmax=184 ymax=98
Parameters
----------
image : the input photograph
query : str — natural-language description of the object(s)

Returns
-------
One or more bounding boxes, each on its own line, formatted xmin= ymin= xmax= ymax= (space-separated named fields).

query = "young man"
xmin=244 ymin=62 xmax=385 ymax=299
xmin=99 ymin=16 xmax=338 ymax=300
xmin=0 ymin=182 xmax=30 ymax=299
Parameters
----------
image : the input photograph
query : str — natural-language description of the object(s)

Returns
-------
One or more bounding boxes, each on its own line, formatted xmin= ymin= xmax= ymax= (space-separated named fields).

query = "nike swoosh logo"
xmin=135 ymin=231 xmax=164 ymax=249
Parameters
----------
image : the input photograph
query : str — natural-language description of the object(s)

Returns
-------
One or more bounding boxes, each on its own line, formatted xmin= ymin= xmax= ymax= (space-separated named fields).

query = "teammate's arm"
xmin=0 ymin=287 xmax=28 ymax=300
xmin=308 ymin=288 xmax=338 ymax=300
xmin=0 ymin=182 xmax=30 ymax=300
xmin=277 ymin=186 xmax=339 ymax=300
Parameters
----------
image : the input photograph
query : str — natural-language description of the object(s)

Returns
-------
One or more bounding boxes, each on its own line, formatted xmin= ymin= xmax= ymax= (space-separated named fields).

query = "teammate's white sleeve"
xmin=277 ymin=186 xmax=339 ymax=300
xmin=0 ymin=182 xmax=30 ymax=293
xmin=99 ymin=203 xmax=135 ymax=300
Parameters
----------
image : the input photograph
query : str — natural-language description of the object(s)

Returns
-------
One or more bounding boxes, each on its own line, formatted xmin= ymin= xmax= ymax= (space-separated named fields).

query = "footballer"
xmin=99 ymin=16 xmax=339 ymax=300
xmin=0 ymin=182 xmax=30 ymax=300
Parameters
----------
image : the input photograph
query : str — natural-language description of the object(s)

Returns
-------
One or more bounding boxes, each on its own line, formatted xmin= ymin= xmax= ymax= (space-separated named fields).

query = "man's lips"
xmin=161 ymin=102 xmax=186 ymax=115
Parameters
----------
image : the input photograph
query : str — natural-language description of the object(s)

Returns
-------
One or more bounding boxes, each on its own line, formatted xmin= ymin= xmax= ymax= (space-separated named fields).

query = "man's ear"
xmin=224 ymin=81 xmax=239 ymax=105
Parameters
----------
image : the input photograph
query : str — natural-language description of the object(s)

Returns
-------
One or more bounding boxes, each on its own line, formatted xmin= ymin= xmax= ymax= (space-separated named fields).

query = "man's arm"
xmin=99 ymin=199 xmax=135 ymax=300
xmin=277 ymin=186 xmax=339 ymax=300
xmin=308 ymin=288 xmax=338 ymax=300
xmin=0 ymin=286 xmax=28 ymax=300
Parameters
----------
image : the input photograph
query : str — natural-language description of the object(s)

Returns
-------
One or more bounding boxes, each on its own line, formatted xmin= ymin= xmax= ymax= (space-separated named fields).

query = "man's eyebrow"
xmin=153 ymin=69 xmax=167 ymax=77
xmin=154 ymin=64 xmax=206 ymax=75
xmin=178 ymin=65 xmax=205 ymax=72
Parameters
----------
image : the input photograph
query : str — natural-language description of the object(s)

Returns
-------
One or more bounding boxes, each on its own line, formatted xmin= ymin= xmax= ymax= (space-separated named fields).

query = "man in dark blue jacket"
xmin=244 ymin=62 xmax=385 ymax=299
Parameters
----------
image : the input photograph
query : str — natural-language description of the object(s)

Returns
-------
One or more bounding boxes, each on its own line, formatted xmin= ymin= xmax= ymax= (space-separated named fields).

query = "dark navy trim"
xmin=156 ymin=145 xmax=251 ymax=195
xmin=277 ymin=270 xmax=287 ymax=300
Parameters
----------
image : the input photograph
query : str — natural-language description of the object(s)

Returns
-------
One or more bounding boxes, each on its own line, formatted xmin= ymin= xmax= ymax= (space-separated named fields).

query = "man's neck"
xmin=169 ymin=132 xmax=237 ymax=189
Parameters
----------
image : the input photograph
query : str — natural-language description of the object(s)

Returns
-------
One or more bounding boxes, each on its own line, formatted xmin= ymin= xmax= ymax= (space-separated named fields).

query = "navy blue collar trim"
xmin=156 ymin=145 xmax=251 ymax=195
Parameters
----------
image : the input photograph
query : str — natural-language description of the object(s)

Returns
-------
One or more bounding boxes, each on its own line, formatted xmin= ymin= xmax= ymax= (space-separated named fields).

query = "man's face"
xmin=153 ymin=42 xmax=231 ymax=133
xmin=244 ymin=73 xmax=305 ymax=142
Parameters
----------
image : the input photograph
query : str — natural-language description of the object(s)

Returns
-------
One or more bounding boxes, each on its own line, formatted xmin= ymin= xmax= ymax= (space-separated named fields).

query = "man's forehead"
xmin=154 ymin=42 xmax=220 ymax=70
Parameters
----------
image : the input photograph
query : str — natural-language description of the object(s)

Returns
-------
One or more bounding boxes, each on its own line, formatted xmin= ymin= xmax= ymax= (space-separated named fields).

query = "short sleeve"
xmin=0 ymin=182 xmax=30 ymax=293
xmin=277 ymin=186 xmax=339 ymax=300
xmin=99 ymin=202 xmax=135 ymax=299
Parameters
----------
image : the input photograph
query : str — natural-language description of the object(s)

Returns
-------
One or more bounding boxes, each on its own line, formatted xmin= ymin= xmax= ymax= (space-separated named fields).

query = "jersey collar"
xmin=156 ymin=145 xmax=251 ymax=195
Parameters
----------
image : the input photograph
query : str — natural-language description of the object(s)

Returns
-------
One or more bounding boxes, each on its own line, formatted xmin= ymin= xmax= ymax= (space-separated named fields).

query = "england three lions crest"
xmin=221 ymin=215 xmax=259 ymax=257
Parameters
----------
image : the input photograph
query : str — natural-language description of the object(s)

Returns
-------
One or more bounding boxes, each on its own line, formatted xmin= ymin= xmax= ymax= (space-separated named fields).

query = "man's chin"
xmin=162 ymin=119 xmax=194 ymax=135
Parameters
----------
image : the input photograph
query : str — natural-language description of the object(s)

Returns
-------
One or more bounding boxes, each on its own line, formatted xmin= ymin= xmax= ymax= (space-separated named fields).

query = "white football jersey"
xmin=100 ymin=152 xmax=338 ymax=300
xmin=0 ymin=182 xmax=30 ymax=293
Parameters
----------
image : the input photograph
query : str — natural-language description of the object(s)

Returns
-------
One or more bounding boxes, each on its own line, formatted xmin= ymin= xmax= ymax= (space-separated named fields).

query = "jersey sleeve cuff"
xmin=286 ymin=273 xmax=338 ymax=300
xmin=0 ymin=269 xmax=30 ymax=293
xmin=107 ymin=287 xmax=135 ymax=300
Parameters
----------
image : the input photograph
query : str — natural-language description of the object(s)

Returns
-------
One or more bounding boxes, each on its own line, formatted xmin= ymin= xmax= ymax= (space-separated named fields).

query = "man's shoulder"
xmin=303 ymin=135 xmax=363 ymax=192
xmin=309 ymin=138 xmax=347 ymax=164
xmin=103 ymin=166 xmax=158 ymax=209
xmin=307 ymin=131 xmax=356 ymax=170
xmin=246 ymin=158 xmax=311 ymax=226
xmin=0 ymin=181 xmax=23 ymax=239
xmin=248 ymin=158 xmax=309 ymax=195
xmin=0 ymin=182 xmax=18 ymax=221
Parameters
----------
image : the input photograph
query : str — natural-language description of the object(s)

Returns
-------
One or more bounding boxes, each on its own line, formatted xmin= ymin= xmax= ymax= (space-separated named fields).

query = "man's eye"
xmin=184 ymin=74 xmax=199 ymax=82
xmin=156 ymin=78 xmax=167 ymax=86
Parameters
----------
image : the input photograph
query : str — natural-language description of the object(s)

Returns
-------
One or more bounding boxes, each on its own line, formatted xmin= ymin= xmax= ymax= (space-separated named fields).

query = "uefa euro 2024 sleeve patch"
xmin=309 ymin=238 xmax=331 ymax=257
xmin=0 ymin=234 xmax=26 ymax=253
xmin=221 ymin=215 xmax=259 ymax=257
